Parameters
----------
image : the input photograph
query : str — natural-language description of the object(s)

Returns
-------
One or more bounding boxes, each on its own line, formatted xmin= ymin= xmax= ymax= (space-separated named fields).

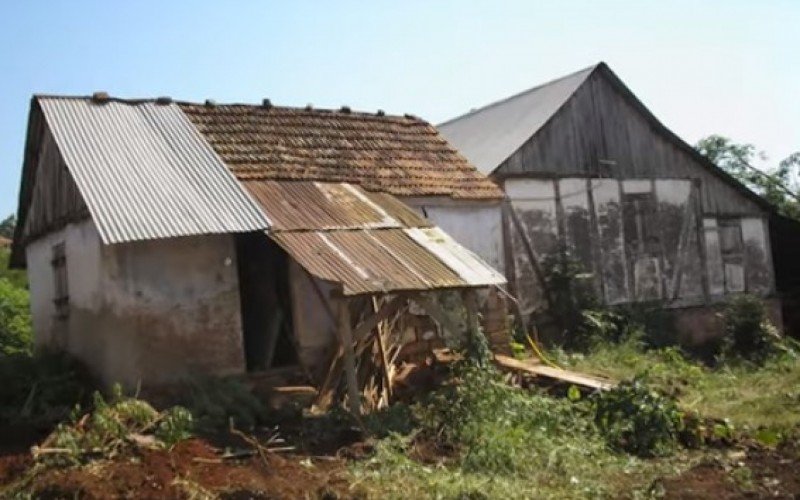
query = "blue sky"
xmin=1 ymin=0 xmax=798 ymax=217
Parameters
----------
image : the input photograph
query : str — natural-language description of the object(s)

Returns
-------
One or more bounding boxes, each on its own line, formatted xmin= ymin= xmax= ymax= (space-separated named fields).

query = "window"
xmin=622 ymin=190 xmax=663 ymax=301
xmin=51 ymin=243 xmax=69 ymax=319
xmin=718 ymin=219 xmax=745 ymax=293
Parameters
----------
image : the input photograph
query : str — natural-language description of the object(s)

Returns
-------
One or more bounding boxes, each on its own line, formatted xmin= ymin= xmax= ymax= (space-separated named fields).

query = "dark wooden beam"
xmin=336 ymin=298 xmax=360 ymax=416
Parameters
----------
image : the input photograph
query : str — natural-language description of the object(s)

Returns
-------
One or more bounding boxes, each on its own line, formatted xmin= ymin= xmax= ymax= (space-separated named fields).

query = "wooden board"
xmin=494 ymin=354 xmax=615 ymax=391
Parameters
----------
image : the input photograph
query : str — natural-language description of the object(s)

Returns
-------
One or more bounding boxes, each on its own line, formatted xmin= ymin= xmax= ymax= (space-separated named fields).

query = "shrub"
xmin=719 ymin=294 xmax=782 ymax=364
xmin=180 ymin=376 xmax=270 ymax=431
xmin=414 ymin=363 xmax=607 ymax=475
xmin=593 ymin=377 xmax=686 ymax=457
xmin=0 ymin=278 xmax=32 ymax=356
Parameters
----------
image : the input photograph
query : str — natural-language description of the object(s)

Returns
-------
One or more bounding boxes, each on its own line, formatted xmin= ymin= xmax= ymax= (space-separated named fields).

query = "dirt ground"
xmin=0 ymin=433 xmax=353 ymax=499
xmin=658 ymin=442 xmax=800 ymax=499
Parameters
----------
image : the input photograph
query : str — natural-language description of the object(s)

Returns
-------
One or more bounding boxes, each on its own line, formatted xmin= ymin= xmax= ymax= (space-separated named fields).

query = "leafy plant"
xmin=593 ymin=377 xmax=686 ymax=457
xmin=179 ymin=376 xmax=270 ymax=431
xmin=40 ymin=384 xmax=193 ymax=465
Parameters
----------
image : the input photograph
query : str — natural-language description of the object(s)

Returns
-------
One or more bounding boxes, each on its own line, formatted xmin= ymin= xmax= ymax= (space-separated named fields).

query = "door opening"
xmin=235 ymin=232 xmax=298 ymax=371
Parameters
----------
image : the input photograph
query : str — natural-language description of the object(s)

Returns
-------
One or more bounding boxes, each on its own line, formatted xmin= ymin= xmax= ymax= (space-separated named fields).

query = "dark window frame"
xmin=51 ymin=242 xmax=69 ymax=319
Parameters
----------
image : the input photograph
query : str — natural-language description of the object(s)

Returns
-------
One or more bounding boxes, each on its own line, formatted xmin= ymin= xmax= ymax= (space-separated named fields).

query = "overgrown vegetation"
xmin=0 ymin=350 xmax=94 ymax=426
xmin=40 ymin=384 xmax=193 ymax=466
xmin=594 ymin=377 xmax=686 ymax=457
xmin=179 ymin=376 xmax=270 ymax=431
xmin=716 ymin=293 xmax=787 ymax=364
xmin=354 ymin=363 xmax=700 ymax=498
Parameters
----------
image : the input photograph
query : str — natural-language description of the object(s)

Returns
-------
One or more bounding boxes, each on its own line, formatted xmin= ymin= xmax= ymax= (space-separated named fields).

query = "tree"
xmin=695 ymin=135 xmax=800 ymax=220
xmin=0 ymin=215 xmax=14 ymax=239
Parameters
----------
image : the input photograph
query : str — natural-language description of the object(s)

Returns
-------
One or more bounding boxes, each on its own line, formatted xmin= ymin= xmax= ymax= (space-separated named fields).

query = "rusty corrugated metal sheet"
xmin=252 ymin=179 xmax=506 ymax=296
xmin=243 ymin=180 xmax=430 ymax=231
xmin=271 ymin=229 xmax=479 ymax=295
xmin=38 ymin=97 xmax=270 ymax=244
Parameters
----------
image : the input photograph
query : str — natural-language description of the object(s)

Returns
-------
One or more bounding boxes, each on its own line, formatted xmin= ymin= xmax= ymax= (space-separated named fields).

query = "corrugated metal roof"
xmin=38 ymin=97 xmax=270 ymax=244
xmin=438 ymin=65 xmax=596 ymax=174
xmin=271 ymin=228 xmax=504 ymax=296
xmin=245 ymin=179 xmax=505 ymax=296
xmin=404 ymin=227 xmax=507 ymax=286
xmin=243 ymin=180 xmax=430 ymax=231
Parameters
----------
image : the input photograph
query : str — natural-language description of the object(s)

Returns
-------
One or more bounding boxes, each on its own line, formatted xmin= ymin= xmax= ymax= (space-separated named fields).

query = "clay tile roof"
xmin=179 ymin=103 xmax=503 ymax=200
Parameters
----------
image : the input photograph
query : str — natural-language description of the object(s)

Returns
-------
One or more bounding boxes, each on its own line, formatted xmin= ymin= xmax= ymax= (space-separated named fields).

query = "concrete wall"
xmin=26 ymin=220 xmax=244 ymax=388
xmin=402 ymin=197 xmax=505 ymax=275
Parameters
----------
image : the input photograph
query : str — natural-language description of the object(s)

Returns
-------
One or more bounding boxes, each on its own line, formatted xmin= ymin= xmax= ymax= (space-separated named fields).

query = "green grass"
xmin=351 ymin=338 xmax=800 ymax=499
xmin=350 ymin=365 xmax=707 ymax=499
xmin=557 ymin=338 xmax=800 ymax=432
xmin=351 ymin=434 xmax=703 ymax=499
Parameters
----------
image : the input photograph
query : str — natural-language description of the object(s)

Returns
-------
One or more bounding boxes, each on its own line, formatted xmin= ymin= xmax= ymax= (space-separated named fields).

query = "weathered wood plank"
xmin=494 ymin=354 xmax=615 ymax=391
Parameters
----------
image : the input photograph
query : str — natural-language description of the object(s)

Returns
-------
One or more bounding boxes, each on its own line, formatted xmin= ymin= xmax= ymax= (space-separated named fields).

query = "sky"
xmin=0 ymin=0 xmax=798 ymax=218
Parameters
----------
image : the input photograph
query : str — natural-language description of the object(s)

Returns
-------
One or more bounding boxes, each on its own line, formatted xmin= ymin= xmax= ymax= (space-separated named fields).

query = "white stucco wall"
xmin=26 ymin=220 xmax=245 ymax=388
xmin=402 ymin=198 xmax=505 ymax=275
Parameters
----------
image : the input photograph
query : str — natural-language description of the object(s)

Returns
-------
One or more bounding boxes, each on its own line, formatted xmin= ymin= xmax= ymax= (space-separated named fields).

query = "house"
xmin=439 ymin=63 xmax=780 ymax=344
xmin=0 ymin=236 xmax=10 ymax=248
xmin=9 ymin=94 xmax=506 ymax=409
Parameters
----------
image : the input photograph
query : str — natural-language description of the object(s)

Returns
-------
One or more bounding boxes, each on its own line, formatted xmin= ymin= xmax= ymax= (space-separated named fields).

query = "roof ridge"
xmin=33 ymin=94 xmax=425 ymax=123
xmin=438 ymin=62 xmax=601 ymax=127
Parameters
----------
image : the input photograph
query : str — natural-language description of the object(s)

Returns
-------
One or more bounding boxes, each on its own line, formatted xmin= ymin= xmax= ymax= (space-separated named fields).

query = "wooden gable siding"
xmin=495 ymin=70 xmax=766 ymax=216
xmin=20 ymin=121 xmax=89 ymax=246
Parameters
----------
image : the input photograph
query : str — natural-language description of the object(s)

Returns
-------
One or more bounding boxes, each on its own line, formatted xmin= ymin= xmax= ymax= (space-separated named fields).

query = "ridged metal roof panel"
xmin=270 ymin=229 xmax=485 ymax=296
xmin=438 ymin=65 xmax=596 ymax=174
xmin=38 ymin=97 xmax=270 ymax=244
xmin=243 ymin=180 xmax=431 ymax=231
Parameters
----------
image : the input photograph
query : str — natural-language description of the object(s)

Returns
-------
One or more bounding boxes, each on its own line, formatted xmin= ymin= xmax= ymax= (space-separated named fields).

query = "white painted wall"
xmin=26 ymin=220 xmax=245 ymax=388
xmin=402 ymin=198 xmax=505 ymax=275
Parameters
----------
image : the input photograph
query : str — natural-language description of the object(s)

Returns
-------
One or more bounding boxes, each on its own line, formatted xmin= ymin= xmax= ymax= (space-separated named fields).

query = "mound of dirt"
xmin=2 ymin=438 xmax=353 ymax=499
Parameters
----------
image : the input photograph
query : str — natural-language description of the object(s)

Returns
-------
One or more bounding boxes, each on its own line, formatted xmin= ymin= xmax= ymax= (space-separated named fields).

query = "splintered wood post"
xmin=372 ymin=296 xmax=393 ymax=401
xmin=337 ymin=297 xmax=360 ymax=416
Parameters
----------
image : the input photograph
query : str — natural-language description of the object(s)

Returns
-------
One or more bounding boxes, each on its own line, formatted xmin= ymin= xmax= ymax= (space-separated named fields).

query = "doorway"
xmin=235 ymin=232 xmax=298 ymax=371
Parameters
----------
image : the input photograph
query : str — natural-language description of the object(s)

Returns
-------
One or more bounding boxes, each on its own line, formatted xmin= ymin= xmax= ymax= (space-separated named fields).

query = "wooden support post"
xmin=337 ymin=297 xmax=360 ymax=416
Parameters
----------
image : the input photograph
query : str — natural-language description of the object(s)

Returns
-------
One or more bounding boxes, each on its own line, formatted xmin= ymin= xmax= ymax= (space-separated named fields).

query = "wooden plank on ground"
xmin=493 ymin=354 xmax=616 ymax=391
